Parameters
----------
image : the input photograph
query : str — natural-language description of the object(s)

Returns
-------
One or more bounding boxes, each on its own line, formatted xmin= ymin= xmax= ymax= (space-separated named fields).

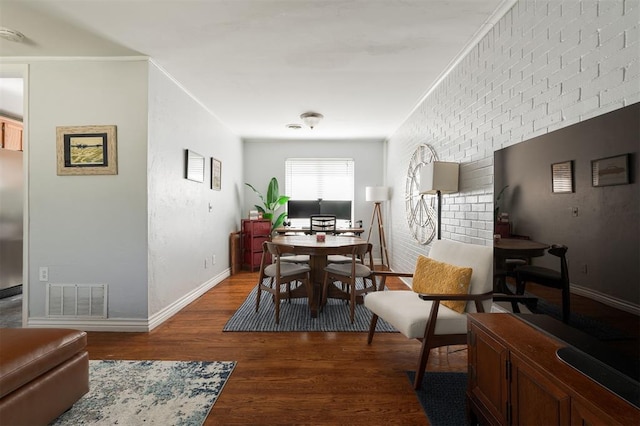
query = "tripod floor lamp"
xmin=420 ymin=161 xmax=459 ymax=240
xmin=365 ymin=186 xmax=390 ymax=268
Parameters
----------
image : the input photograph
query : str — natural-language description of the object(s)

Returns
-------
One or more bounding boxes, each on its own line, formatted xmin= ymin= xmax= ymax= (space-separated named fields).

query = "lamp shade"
xmin=365 ymin=186 xmax=390 ymax=202
xmin=420 ymin=161 xmax=459 ymax=194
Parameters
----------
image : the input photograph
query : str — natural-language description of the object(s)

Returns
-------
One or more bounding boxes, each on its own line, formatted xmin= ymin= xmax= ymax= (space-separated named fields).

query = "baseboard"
xmin=28 ymin=268 xmax=231 ymax=332
xmin=570 ymin=284 xmax=640 ymax=316
xmin=147 ymin=268 xmax=230 ymax=331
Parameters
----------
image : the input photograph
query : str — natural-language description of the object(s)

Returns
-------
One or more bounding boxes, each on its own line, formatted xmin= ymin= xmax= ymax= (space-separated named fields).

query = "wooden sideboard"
xmin=467 ymin=313 xmax=639 ymax=425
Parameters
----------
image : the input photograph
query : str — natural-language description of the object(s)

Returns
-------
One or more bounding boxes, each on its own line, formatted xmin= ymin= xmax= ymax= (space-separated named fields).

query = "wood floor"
xmin=84 ymin=272 xmax=640 ymax=425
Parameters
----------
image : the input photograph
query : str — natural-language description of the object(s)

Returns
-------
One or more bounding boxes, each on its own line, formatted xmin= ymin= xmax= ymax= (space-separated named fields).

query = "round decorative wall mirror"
xmin=405 ymin=144 xmax=438 ymax=244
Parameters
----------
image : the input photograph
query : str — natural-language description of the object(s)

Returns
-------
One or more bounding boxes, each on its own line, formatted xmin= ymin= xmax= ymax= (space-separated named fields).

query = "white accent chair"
xmin=364 ymin=239 xmax=494 ymax=389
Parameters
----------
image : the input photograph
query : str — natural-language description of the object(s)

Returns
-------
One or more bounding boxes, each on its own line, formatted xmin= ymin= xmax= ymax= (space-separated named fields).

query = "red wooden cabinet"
xmin=241 ymin=219 xmax=271 ymax=271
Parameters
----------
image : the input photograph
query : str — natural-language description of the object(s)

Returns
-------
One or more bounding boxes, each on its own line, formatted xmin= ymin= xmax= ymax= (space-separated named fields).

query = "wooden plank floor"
xmin=84 ymin=272 xmax=639 ymax=424
xmin=85 ymin=272 xmax=464 ymax=425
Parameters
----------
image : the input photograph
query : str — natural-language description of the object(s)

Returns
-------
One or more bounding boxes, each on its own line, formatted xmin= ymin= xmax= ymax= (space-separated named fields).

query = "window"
xmin=285 ymin=158 xmax=354 ymax=225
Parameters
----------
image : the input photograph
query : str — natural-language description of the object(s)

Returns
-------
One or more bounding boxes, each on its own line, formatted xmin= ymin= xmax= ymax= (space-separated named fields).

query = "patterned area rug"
xmin=407 ymin=371 xmax=468 ymax=426
xmin=223 ymin=285 xmax=396 ymax=332
xmin=52 ymin=360 xmax=236 ymax=425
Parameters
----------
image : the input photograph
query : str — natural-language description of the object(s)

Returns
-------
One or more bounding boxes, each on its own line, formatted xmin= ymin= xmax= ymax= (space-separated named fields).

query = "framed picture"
xmin=551 ymin=160 xmax=574 ymax=193
xmin=592 ymin=154 xmax=630 ymax=187
xmin=56 ymin=125 xmax=117 ymax=175
xmin=211 ymin=157 xmax=221 ymax=190
xmin=185 ymin=149 xmax=205 ymax=183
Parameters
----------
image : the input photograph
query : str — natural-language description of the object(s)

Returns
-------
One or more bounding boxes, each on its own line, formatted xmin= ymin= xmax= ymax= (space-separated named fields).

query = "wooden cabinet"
xmin=467 ymin=313 xmax=638 ymax=426
xmin=1 ymin=116 xmax=23 ymax=151
xmin=242 ymin=219 xmax=271 ymax=271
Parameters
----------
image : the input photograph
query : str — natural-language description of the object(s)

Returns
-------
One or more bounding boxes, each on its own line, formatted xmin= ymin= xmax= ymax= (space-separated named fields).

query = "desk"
xmin=274 ymin=227 xmax=365 ymax=236
xmin=271 ymin=234 xmax=367 ymax=317
xmin=494 ymin=238 xmax=548 ymax=293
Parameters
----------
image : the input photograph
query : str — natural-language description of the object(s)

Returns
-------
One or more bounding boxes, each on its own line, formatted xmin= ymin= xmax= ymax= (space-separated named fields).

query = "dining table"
xmin=271 ymin=234 xmax=368 ymax=317
xmin=493 ymin=238 xmax=549 ymax=293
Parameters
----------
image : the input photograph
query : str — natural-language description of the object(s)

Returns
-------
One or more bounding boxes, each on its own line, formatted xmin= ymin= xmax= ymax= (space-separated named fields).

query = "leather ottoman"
xmin=0 ymin=328 xmax=89 ymax=425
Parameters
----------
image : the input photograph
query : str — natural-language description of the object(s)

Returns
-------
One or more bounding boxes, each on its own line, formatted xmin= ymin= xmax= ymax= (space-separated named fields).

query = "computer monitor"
xmin=286 ymin=200 xmax=321 ymax=219
xmin=320 ymin=200 xmax=352 ymax=220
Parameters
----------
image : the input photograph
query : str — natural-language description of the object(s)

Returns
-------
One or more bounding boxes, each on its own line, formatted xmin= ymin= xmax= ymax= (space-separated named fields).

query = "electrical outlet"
xmin=572 ymin=207 xmax=579 ymax=217
xmin=39 ymin=266 xmax=48 ymax=281
xmin=213 ymin=255 xmax=216 ymax=265
xmin=204 ymin=259 xmax=208 ymax=269
xmin=580 ymin=263 xmax=588 ymax=274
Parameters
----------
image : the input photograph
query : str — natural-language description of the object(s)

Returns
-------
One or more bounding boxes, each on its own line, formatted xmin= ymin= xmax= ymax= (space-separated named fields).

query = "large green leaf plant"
xmin=245 ymin=177 xmax=290 ymax=232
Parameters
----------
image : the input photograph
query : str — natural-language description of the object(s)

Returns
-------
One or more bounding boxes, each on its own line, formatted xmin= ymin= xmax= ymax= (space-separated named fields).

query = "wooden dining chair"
xmin=256 ymin=241 xmax=312 ymax=324
xmin=364 ymin=239 xmax=493 ymax=389
xmin=515 ymin=244 xmax=570 ymax=323
xmin=322 ymin=243 xmax=376 ymax=323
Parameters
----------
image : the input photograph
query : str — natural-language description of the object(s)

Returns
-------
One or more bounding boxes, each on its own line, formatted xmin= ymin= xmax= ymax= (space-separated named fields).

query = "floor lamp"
xmin=365 ymin=186 xmax=390 ymax=269
xmin=420 ymin=162 xmax=459 ymax=240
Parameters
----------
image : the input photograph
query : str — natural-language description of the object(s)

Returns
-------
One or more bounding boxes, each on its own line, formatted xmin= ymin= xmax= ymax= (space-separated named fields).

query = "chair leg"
xmin=367 ymin=314 xmax=379 ymax=344
xmin=413 ymin=340 xmax=433 ymax=390
xmin=321 ymin=271 xmax=330 ymax=310
xmin=561 ymin=284 xmax=571 ymax=323
xmin=350 ymin=277 xmax=356 ymax=323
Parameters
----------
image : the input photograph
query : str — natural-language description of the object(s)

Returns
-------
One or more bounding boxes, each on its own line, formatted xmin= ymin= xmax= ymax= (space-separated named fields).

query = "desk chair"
xmin=515 ymin=244 xmax=570 ymax=323
xmin=256 ymin=242 xmax=311 ymax=324
xmin=310 ymin=215 xmax=337 ymax=234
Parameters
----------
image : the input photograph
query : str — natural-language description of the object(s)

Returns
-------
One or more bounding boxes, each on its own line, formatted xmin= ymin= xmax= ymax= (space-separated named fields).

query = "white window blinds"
xmin=285 ymin=158 xmax=355 ymax=201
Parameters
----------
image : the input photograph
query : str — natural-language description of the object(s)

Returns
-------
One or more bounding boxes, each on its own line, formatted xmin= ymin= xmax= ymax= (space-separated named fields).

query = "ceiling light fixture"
xmin=300 ymin=112 xmax=323 ymax=129
xmin=0 ymin=27 xmax=25 ymax=43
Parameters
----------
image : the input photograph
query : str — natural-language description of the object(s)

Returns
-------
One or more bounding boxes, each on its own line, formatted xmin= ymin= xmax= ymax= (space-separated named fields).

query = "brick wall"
xmin=387 ymin=0 xmax=639 ymax=274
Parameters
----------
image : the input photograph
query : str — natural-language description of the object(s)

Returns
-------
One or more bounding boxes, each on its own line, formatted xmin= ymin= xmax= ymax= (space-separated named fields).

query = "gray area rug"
xmin=52 ymin=360 xmax=236 ymax=425
xmin=223 ymin=284 xmax=396 ymax=332
xmin=407 ymin=371 xmax=468 ymax=426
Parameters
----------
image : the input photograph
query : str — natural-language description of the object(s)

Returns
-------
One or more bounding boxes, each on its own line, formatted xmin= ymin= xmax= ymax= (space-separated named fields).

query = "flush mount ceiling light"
xmin=300 ymin=112 xmax=323 ymax=129
xmin=286 ymin=123 xmax=302 ymax=130
xmin=0 ymin=27 xmax=26 ymax=43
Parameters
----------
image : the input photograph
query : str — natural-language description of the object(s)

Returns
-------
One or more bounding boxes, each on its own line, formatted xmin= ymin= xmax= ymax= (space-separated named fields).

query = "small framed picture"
xmin=185 ymin=149 xmax=205 ymax=183
xmin=211 ymin=157 xmax=221 ymax=190
xmin=592 ymin=154 xmax=630 ymax=187
xmin=56 ymin=125 xmax=117 ymax=175
xmin=551 ymin=160 xmax=574 ymax=193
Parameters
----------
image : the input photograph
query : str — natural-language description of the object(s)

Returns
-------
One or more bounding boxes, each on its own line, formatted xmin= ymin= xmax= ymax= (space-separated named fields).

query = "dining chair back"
xmin=515 ymin=244 xmax=570 ymax=322
xmin=310 ymin=214 xmax=337 ymax=234
xmin=256 ymin=242 xmax=312 ymax=324
xmin=322 ymin=243 xmax=375 ymax=323
xmin=364 ymin=239 xmax=493 ymax=389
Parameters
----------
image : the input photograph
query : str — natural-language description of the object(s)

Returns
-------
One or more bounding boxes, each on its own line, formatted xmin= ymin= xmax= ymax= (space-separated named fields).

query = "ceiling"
xmin=0 ymin=0 xmax=511 ymax=140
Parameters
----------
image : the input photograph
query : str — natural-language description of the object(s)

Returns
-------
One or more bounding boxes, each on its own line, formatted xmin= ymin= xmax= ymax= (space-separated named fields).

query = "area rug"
xmin=407 ymin=371 xmax=468 ymax=426
xmin=504 ymin=284 xmax=630 ymax=340
xmin=51 ymin=360 xmax=236 ymax=425
xmin=223 ymin=285 xmax=396 ymax=332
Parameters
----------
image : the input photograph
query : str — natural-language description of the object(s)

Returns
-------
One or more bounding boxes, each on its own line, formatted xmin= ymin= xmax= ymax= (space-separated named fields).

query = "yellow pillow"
xmin=412 ymin=256 xmax=473 ymax=313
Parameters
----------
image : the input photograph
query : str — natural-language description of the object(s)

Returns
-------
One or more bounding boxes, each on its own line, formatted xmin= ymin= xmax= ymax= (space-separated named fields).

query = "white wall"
xmin=147 ymin=63 xmax=243 ymax=317
xmin=387 ymin=0 xmax=639 ymax=303
xmin=243 ymin=138 xmax=386 ymax=255
xmin=27 ymin=60 xmax=150 ymax=320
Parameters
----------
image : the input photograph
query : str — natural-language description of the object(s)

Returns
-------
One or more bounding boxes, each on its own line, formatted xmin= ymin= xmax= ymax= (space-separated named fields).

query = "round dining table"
xmin=493 ymin=238 xmax=549 ymax=293
xmin=271 ymin=234 xmax=368 ymax=317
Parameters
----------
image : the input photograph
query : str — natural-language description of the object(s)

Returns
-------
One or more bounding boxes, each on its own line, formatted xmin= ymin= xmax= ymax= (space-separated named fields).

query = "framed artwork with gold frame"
xmin=56 ymin=125 xmax=117 ymax=175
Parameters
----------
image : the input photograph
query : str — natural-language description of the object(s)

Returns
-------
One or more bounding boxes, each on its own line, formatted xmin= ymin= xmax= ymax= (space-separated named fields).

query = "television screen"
xmin=320 ymin=200 xmax=352 ymax=220
xmin=287 ymin=200 xmax=321 ymax=219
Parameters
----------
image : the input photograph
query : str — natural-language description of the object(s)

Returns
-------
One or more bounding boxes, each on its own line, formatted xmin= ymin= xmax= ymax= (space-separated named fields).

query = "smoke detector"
xmin=0 ymin=28 xmax=26 ymax=43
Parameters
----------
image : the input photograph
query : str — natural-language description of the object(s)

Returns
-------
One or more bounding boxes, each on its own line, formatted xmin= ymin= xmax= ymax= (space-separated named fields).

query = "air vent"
xmin=47 ymin=284 xmax=107 ymax=318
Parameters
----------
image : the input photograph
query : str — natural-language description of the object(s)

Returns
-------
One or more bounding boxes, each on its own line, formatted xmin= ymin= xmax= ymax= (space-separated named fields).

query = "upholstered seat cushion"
xmin=264 ymin=262 xmax=310 ymax=277
xmin=324 ymin=262 xmax=371 ymax=277
xmin=364 ymin=291 xmax=466 ymax=339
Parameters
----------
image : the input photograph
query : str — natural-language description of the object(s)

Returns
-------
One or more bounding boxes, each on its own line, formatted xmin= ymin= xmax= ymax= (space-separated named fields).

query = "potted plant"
xmin=245 ymin=177 xmax=290 ymax=233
